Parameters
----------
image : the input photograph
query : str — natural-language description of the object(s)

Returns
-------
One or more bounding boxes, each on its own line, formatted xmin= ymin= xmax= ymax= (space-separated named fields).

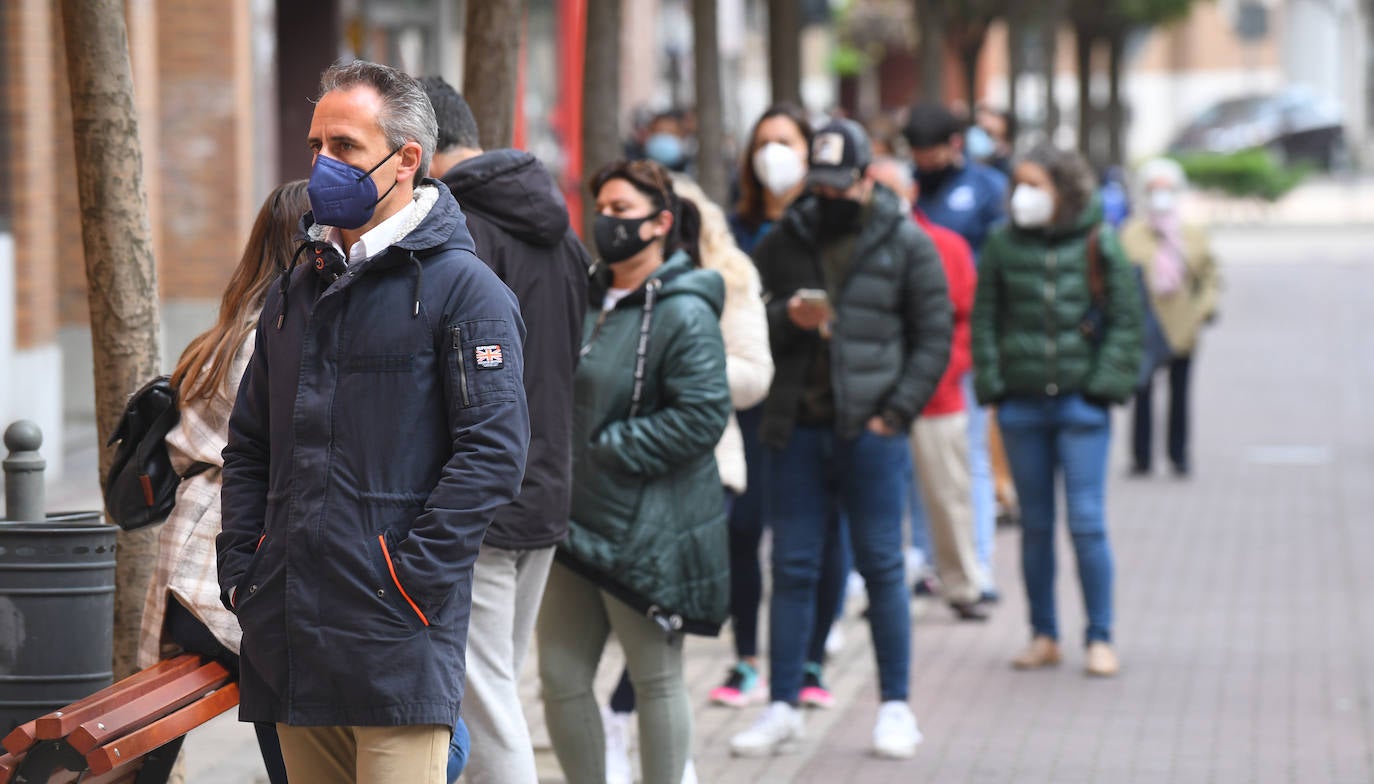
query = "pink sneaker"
xmin=709 ymin=662 xmax=763 ymax=708
xmin=798 ymin=663 xmax=834 ymax=709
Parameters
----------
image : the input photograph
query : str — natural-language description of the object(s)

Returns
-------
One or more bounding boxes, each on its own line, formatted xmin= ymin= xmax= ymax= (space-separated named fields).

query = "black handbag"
xmin=103 ymin=376 xmax=210 ymax=531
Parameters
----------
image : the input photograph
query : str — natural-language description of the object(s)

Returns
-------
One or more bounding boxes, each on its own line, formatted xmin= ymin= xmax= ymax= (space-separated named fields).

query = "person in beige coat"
xmin=672 ymin=175 xmax=775 ymax=494
xmin=1120 ymin=158 xmax=1221 ymax=477
xmin=601 ymin=175 xmax=774 ymax=784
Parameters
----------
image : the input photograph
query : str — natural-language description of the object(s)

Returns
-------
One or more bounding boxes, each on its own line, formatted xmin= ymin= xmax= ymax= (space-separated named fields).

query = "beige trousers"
xmin=911 ymin=412 xmax=985 ymax=605
xmin=276 ymin=723 xmax=449 ymax=784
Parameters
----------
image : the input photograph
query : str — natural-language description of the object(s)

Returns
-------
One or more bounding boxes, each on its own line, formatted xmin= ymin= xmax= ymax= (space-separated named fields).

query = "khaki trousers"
xmin=910 ymin=412 xmax=985 ymax=605
xmin=276 ymin=723 xmax=449 ymax=784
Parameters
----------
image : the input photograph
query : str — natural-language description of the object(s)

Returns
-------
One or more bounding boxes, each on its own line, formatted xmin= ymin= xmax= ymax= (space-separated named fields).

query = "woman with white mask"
xmin=1119 ymin=158 xmax=1220 ymax=478
xmin=729 ymin=104 xmax=812 ymax=253
xmin=970 ymin=142 xmax=1143 ymax=677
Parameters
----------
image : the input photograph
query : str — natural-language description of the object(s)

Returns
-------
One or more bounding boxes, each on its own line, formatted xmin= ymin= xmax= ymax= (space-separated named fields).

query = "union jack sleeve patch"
xmin=474 ymin=345 xmax=504 ymax=369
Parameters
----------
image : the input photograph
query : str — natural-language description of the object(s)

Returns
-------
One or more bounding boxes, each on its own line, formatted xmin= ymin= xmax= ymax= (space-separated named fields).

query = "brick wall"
xmin=51 ymin=15 xmax=89 ymax=328
xmin=155 ymin=0 xmax=253 ymax=302
xmin=4 ymin=0 xmax=59 ymax=350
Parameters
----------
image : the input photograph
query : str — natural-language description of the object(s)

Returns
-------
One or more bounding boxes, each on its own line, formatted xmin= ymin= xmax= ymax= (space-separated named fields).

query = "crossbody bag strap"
xmin=628 ymin=279 xmax=662 ymax=419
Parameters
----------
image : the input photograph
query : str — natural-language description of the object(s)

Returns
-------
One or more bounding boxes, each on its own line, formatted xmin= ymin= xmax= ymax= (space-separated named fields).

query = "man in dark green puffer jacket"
xmin=731 ymin=119 xmax=949 ymax=761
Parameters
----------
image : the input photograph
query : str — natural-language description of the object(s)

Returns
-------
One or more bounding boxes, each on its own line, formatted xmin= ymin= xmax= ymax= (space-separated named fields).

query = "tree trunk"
xmin=1007 ymin=9 xmax=1024 ymax=144
xmin=1106 ymin=28 xmax=1126 ymax=167
xmin=57 ymin=0 xmax=162 ymax=680
xmin=960 ymin=28 xmax=987 ymax=113
xmin=1042 ymin=7 xmax=1061 ymax=140
xmin=582 ymin=0 xmax=621 ymax=237
xmin=915 ymin=0 xmax=947 ymax=103
xmin=692 ymin=0 xmax=728 ymax=205
xmin=768 ymin=0 xmax=802 ymax=105
xmin=1075 ymin=23 xmax=1095 ymax=163
xmin=463 ymin=0 xmax=523 ymax=150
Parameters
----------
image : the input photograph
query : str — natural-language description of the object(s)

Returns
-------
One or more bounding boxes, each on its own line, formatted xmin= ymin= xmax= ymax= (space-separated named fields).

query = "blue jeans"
xmin=997 ymin=395 xmax=1114 ymax=644
xmin=446 ymin=717 xmax=469 ymax=783
xmin=903 ymin=447 xmax=930 ymax=558
xmin=964 ymin=376 xmax=996 ymax=589
xmin=769 ymin=426 xmax=910 ymax=703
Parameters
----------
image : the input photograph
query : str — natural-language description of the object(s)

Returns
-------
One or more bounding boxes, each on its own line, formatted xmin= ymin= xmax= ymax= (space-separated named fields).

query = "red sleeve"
xmin=930 ymin=226 xmax=976 ymax=380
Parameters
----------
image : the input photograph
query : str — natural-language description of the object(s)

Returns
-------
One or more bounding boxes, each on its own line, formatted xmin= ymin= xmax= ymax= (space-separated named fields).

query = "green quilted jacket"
xmin=559 ymin=252 xmax=732 ymax=636
xmin=971 ymin=199 xmax=1143 ymax=405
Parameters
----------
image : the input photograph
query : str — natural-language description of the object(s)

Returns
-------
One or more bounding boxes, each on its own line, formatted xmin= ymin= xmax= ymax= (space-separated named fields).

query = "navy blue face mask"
xmin=307 ymin=146 xmax=402 ymax=229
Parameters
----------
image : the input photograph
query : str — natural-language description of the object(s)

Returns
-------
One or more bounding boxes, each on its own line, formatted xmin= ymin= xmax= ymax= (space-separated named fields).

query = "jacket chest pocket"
xmin=446 ymin=319 xmax=519 ymax=409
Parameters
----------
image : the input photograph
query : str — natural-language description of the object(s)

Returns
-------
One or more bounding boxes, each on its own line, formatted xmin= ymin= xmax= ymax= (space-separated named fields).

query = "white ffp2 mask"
xmin=752 ymin=143 xmax=806 ymax=197
xmin=1010 ymin=184 xmax=1055 ymax=228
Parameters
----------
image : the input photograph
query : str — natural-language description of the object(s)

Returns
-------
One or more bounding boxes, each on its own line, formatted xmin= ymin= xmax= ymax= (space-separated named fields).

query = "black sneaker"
xmin=912 ymin=574 xmax=940 ymax=597
xmin=949 ymin=600 xmax=990 ymax=621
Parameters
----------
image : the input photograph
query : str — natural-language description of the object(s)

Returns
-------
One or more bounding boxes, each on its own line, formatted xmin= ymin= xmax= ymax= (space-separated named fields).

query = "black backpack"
xmin=103 ymin=376 xmax=210 ymax=531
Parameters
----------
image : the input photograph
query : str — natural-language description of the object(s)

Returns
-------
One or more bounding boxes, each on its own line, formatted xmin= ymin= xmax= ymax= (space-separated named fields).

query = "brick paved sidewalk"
xmin=524 ymin=236 xmax=1374 ymax=783
xmin=43 ymin=229 xmax=1374 ymax=783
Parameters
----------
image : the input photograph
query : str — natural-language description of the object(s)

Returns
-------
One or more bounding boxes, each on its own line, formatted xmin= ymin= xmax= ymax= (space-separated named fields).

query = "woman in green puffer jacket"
xmin=971 ymin=142 xmax=1141 ymax=679
xmin=536 ymin=159 xmax=731 ymax=784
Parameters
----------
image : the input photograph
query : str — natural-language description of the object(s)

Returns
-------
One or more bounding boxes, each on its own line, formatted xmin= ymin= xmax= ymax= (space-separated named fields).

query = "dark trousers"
xmin=1132 ymin=355 xmax=1192 ymax=472
xmin=164 ymin=599 xmax=289 ymax=784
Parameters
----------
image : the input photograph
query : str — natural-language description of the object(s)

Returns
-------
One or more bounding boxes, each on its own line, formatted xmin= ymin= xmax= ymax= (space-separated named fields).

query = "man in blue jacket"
xmin=217 ymin=61 xmax=530 ymax=784
xmin=903 ymin=103 xmax=1009 ymax=604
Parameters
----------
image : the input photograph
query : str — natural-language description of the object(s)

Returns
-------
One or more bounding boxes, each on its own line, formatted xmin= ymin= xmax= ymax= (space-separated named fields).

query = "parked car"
xmin=1169 ymin=88 xmax=1346 ymax=169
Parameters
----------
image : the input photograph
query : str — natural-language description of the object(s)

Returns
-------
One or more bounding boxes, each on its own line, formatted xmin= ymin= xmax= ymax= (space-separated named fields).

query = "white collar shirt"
xmin=327 ymin=197 xmax=419 ymax=266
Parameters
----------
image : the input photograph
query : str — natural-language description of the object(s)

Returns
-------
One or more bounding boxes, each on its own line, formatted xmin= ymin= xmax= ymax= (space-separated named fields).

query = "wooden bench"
xmin=0 ymin=654 xmax=239 ymax=783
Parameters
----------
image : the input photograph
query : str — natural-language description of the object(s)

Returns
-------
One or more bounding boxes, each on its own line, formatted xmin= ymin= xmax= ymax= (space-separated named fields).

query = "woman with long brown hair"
xmin=138 ymin=180 xmax=308 ymax=783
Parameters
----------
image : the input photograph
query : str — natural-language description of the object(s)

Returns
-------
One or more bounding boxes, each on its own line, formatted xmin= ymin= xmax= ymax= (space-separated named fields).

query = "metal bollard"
xmin=3 ymin=420 xmax=46 ymax=523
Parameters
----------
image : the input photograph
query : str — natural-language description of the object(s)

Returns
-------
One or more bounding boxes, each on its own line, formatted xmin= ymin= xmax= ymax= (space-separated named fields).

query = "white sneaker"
xmin=904 ymin=547 xmax=928 ymax=578
xmin=872 ymin=701 xmax=922 ymax=759
xmin=603 ymin=707 xmax=633 ymax=784
xmin=846 ymin=570 xmax=867 ymax=603
xmin=824 ymin=624 xmax=846 ymax=657
xmin=681 ymin=758 xmax=699 ymax=784
xmin=729 ymin=701 xmax=804 ymax=757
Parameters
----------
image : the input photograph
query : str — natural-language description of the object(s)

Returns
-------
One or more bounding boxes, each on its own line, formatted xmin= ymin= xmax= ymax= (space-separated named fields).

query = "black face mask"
xmin=594 ymin=214 xmax=656 ymax=264
xmin=914 ymin=163 xmax=954 ymax=196
xmin=815 ymin=196 xmax=863 ymax=237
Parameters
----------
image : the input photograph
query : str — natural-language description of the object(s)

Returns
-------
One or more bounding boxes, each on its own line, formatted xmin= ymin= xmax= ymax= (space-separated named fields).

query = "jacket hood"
xmin=280 ymin=182 xmax=476 ymax=327
xmin=587 ymin=251 xmax=724 ymax=317
xmin=297 ymin=181 xmax=476 ymax=262
xmin=439 ymin=149 xmax=571 ymax=247
xmin=780 ymin=182 xmax=907 ymax=249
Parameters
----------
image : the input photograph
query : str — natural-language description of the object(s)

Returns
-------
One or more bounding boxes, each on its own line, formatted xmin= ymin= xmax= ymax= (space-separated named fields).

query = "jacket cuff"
xmin=880 ymin=408 xmax=912 ymax=434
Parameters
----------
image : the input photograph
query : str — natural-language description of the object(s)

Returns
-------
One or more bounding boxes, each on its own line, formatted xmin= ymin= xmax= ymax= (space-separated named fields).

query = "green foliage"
xmin=830 ymin=43 xmax=871 ymax=77
xmin=1116 ymin=0 xmax=1197 ymax=25
xmin=1172 ymin=150 xmax=1311 ymax=202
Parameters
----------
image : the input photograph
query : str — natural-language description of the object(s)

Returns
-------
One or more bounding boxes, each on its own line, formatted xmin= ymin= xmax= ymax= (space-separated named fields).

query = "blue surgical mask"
xmin=966 ymin=126 xmax=996 ymax=161
xmin=645 ymin=133 xmax=686 ymax=168
xmin=307 ymin=147 xmax=402 ymax=229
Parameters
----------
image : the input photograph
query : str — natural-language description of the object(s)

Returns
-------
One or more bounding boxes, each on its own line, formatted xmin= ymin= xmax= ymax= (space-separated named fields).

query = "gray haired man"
xmin=218 ymin=60 xmax=530 ymax=784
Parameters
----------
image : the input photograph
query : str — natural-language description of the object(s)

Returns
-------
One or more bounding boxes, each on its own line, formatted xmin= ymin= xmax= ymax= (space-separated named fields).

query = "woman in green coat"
xmin=971 ymin=143 xmax=1141 ymax=678
xmin=537 ymin=159 xmax=731 ymax=784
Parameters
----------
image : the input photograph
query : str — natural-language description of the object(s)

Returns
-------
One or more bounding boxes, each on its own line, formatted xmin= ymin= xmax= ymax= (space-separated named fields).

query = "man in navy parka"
xmin=217 ymin=60 xmax=530 ymax=782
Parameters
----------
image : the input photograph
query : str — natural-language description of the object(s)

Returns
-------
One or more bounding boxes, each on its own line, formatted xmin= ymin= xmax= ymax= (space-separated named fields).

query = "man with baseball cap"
xmin=730 ymin=118 xmax=951 ymax=760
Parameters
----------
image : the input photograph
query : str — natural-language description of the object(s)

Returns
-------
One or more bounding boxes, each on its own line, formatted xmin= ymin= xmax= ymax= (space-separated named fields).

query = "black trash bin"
xmin=0 ymin=512 xmax=116 ymax=733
